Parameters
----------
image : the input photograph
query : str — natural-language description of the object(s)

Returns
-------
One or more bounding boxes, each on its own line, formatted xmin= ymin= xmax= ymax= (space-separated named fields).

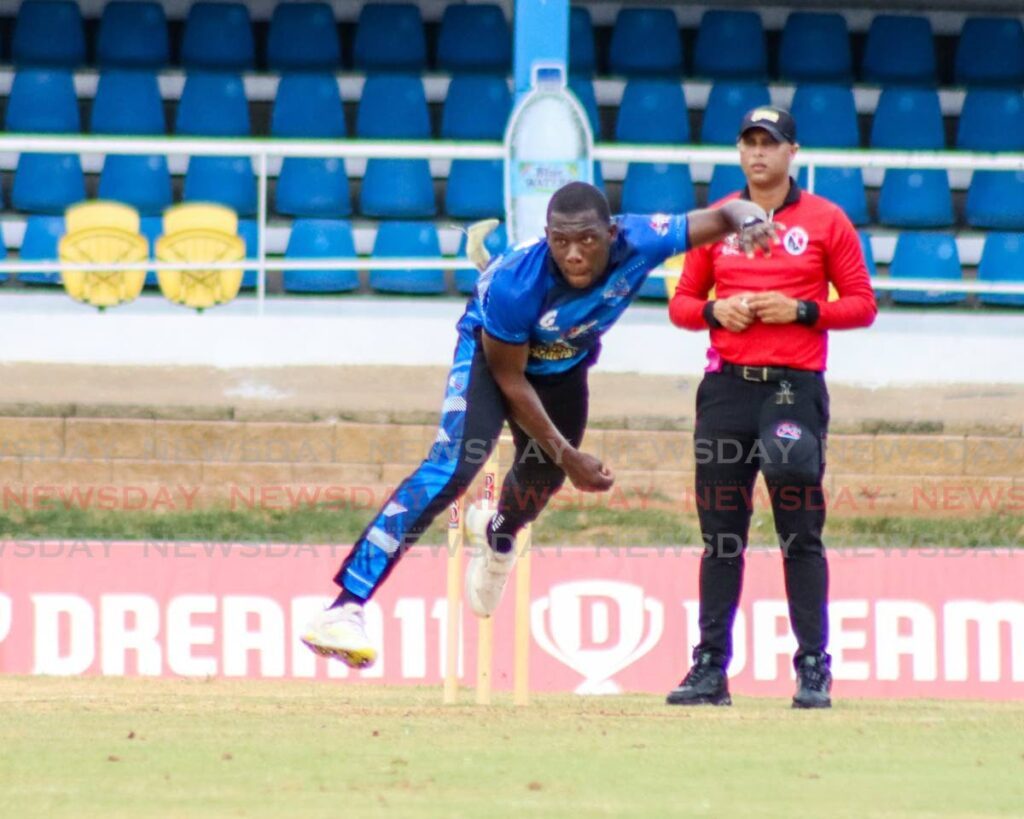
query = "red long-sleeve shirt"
xmin=669 ymin=186 xmax=877 ymax=371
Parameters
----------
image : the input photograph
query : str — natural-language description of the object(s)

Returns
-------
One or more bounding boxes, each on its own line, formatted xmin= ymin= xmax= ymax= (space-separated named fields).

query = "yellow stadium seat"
xmin=58 ymin=200 xmax=148 ymax=310
xmin=155 ymin=203 xmax=246 ymax=311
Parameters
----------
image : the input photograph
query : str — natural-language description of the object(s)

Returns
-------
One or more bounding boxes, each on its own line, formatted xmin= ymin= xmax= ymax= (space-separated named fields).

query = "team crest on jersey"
xmin=783 ymin=227 xmax=809 ymax=256
xmin=567 ymin=320 xmax=598 ymax=340
xmin=539 ymin=309 xmax=560 ymax=331
xmin=602 ymin=275 xmax=631 ymax=301
xmin=775 ymin=422 xmax=803 ymax=441
xmin=649 ymin=214 xmax=671 ymax=237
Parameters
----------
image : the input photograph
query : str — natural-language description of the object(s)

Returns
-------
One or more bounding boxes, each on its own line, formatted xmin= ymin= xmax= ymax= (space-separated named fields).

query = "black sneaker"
xmin=792 ymin=654 xmax=832 ymax=709
xmin=666 ymin=651 xmax=731 ymax=706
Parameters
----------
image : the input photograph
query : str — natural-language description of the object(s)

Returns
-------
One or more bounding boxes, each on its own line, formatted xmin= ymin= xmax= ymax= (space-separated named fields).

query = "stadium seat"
xmin=957 ymin=89 xmax=1024 ymax=152
xmin=778 ymin=12 xmax=852 ymax=82
xmin=436 ymin=4 xmax=511 ymax=73
xmin=155 ymin=203 xmax=246 ymax=310
xmin=18 ymin=215 xmax=65 ymax=284
xmin=694 ymin=11 xmax=767 ymax=80
xmin=92 ymin=70 xmax=171 ymax=215
xmin=859 ymin=231 xmax=878 ymax=278
xmin=181 ymin=2 xmax=254 ymax=70
xmin=966 ymin=172 xmax=1024 ymax=230
xmin=790 ymin=84 xmax=859 ymax=147
xmin=954 ymin=17 xmax=1024 ymax=87
xmin=570 ymin=7 xmax=597 ymax=77
xmin=370 ymin=222 xmax=445 ymax=294
xmin=608 ymin=8 xmax=683 ymax=76
xmin=267 ymin=2 xmax=340 ymax=70
xmin=12 ymin=0 xmax=85 ymax=66
xmin=977 ymin=233 xmax=1024 ymax=307
xmin=237 ymin=219 xmax=260 ymax=288
xmin=357 ymin=75 xmax=435 ymax=217
xmin=140 ymin=215 xmax=162 ymax=285
xmin=622 ymin=164 xmax=696 ymax=214
xmin=616 ymin=80 xmax=689 ymax=143
xmin=872 ymin=88 xmax=952 ymax=228
xmin=96 ymin=1 xmax=169 ymax=68
xmin=708 ymin=165 xmax=747 ymax=203
xmin=283 ymin=219 xmax=359 ymax=293
xmin=700 ymin=82 xmax=770 ymax=144
xmin=442 ymin=75 xmax=510 ymax=219
xmin=353 ymin=3 xmax=426 ymax=71
xmin=7 ymin=69 xmax=85 ymax=213
xmin=0 ymin=239 xmax=8 ymax=282
xmin=456 ymin=221 xmax=508 ymax=293
xmin=568 ymin=77 xmax=602 ymax=139
xmin=861 ymin=15 xmax=936 ymax=85
xmin=272 ymin=73 xmax=350 ymax=218
xmin=176 ymin=72 xmax=255 ymax=215
xmin=889 ymin=233 xmax=964 ymax=305
xmin=798 ymin=167 xmax=869 ymax=225
xmin=58 ymin=201 xmax=148 ymax=310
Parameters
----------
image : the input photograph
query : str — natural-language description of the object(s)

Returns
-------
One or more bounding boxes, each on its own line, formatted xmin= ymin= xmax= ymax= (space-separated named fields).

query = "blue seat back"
xmin=862 ymin=15 xmax=936 ymax=84
xmin=6 ymin=69 xmax=80 ymax=132
xmin=272 ymin=73 xmax=346 ymax=138
xmin=456 ymin=222 xmax=508 ymax=293
xmin=858 ymin=231 xmax=878 ymax=278
xmin=12 ymin=0 xmax=85 ymax=66
xmin=181 ymin=2 xmax=254 ymax=70
xmin=277 ymin=158 xmax=351 ymax=218
xmin=353 ymin=3 xmax=426 ymax=71
xmin=978 ymin=233 xmax=1024 ymax=306
xmin=957 ymin=90 xmax=1024 ymax=152
xmin=878 ymin=171 xmax=953 ymax=228
xmin=955 ymin=17 xmax=1024 ymax=86
xmin=870 ymin=87 xmax=944 ymax=150
xmin=436 ymin=4 xmax=511 ymax=73
xmin=283 ymin=219 xmax=359 ymax=293
xmin=445 ymin=160 xmax=503 ymax=219
xmin=609 ymin=8 xmax=683 ymax=76
xmin=100 ymin=155 xmax=172 ymax=215
xmin=357 ymin=75 xmax=430 ymax=138
xmin=707 ymin=165 xmax=747 ymax=203
xmin=97 ymin=1 xmax=169 ymax=68
xmin=175 ymin=72 xmax=250 ymax=136
xmin=370 ymin=222 xmax=445 ymax=294
xmin=442 ymin=75 xmax=511 ymax=139
xmin=889 ymin=233 xmax=964 ymax=305
xmin=621 ymin=164 xmax=696 ymax=214
xmin=568 ymin=77 xmax=602 ymax=139
xmin=91 ymin=70 xmax=164 ymax=134
xmin=184 ymin=157 xmax=256 ymax=216
xmin=966 ymin=172 xmax=1024 ymax=230
xmin=700 ymin=82 xmax=770 ymax=144
xmin=19 ymin=215 xmax=65 ymax=283
xmin=790 ymin=85 xmax=858 ymax=148
xmin=616 ymin=80 xmax=689 ymax=144
xmin=570 ymin=7 xmax=597 ymax=76
xmin=360 ymin=159 xmax=436 ymax=218
xmin=267 ymin=2 xmax=340 ymax=70
xmin=798 ymin=167 xmax=869 ymax=225
xmin=694 ymin=11 xmax=766 ymax=80
xmin=778 ymin=12 xmax=851 ymax=82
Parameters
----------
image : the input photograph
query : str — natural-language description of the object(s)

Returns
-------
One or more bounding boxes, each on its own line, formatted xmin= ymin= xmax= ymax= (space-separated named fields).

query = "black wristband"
xmin=703 ymin=301 xmax=723 ymax=329
xmin=795 ymin=300 xmax=820 ymax=326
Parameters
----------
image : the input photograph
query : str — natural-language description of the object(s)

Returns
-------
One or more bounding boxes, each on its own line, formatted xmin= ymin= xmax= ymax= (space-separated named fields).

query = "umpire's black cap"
xmin=738 ymin=106 xmax=797 ymax=143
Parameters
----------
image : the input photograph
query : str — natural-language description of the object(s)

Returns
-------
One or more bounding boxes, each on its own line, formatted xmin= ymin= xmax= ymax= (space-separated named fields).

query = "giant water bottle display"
xmin=504 ymin=64 xmax=594 ymax=245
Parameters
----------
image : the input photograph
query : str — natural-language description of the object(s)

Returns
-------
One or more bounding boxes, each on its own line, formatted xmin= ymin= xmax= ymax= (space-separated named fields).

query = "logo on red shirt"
xmin=783 ymin=227 xmax=809 ymax=256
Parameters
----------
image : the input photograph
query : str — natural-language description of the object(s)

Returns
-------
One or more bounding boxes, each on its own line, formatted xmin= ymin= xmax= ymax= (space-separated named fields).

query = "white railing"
xmin=1 ymin=134 xmax=1022 ymax=308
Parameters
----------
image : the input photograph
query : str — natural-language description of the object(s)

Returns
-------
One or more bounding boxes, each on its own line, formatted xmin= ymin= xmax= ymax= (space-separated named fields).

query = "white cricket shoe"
xmin=300 ymin=603 xmax=377 ymax=669
xmin=464 ymin=503 xmax=516 ymax=617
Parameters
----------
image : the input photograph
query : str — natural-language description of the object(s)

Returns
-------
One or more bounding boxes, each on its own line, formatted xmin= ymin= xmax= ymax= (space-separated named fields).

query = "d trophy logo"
xmin=531 ymin=580 xmax=664 ymax=694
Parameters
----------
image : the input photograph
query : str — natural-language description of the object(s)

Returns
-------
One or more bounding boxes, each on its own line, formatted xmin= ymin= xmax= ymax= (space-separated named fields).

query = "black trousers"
xmin=693 ymin=369 xmax=831 ymax=669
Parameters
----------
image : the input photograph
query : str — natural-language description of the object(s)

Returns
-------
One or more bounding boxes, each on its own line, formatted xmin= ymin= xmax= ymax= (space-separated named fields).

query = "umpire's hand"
xmin=712 ymin=293 xmax=757 ymax=332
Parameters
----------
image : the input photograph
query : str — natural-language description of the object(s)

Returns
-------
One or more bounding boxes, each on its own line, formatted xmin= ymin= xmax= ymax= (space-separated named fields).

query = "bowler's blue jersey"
xmin=458 ymin=214 xmax=690 ymax=375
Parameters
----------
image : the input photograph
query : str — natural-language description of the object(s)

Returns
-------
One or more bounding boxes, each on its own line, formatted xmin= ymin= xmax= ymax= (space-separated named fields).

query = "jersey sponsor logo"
xmin=539 ymin=309 xmax=560 ymax=331
xmin=648 ymin=214 xmax=671 ymax=237
xmin=720 ymin=234 xmax=742 ymax=256
xmin=775 ymin=422 xmax=803 ymax=441
xmin=783 ymin=226 xmax=809 ymax=256
xmin=530 ymin=340 xmax=579 ymax=361
xmin=566 ymin=320 xmax=599 ymax=340
xmin=602 ymin=275 xmax=631 ymax=301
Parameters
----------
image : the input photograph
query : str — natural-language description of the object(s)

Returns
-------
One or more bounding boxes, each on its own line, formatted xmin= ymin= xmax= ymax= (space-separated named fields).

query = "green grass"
xmin=1 ymin=678 xmax=1022 ymax=818
xmin=1 ymin=503 xmax=1021 ymax=547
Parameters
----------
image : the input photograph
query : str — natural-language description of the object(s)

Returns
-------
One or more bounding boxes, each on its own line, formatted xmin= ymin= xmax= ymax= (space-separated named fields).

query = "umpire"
xmin=667 ymin=106 xmax=877 ymax=708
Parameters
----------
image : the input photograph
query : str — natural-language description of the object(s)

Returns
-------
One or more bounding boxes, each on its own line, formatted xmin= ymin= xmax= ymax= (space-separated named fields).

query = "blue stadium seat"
xmin=859 ymin=231 xmax=878 ymax=278
xmin=957 ymin=89 xmax=1024 ymax=152
xmin=12 ymin=0 xmax=85 ymax=66
xmin=977 ymin=233 xmax=1024 ymax=307
xmin=272 ymin=73 xmax=350 ymax=217
xmin=778 ymin=12 xmax=852 ymax=82
xmin=889 ymin=233 xmax=964 ymax=305
xmin=97 ymin=1 xmax=169 ymax=68
xmin=861 ymin=15 xmax=936 ymax=85
xmin=790 ymin=84 xmax=859 ymax=147
xmin=0 ymin=238 xmax=8 ymax=282
xmin=694 ymin=11 xmax=766 ymax=80
xmin=7 ymin=69 xmax=84 ymax=213
xmin=955 ymin=17 xmax=1024 ymax=87
xmin=798 ymin=167 xmax=869 ymax=225
xmin=966 ymin=172 xmax=1024 ymax=230
xmin=442 ymin=75 xmax=510 ymax=219
xmin=370 ymin=222 xmax=445 ymax=294
xmin=267 ymin=2 xmax=340 ymax=70
xmin=708 ymin=165 xmax=747 ymax=203
xmin=181 ymin=2 xmax=254 ymax=70
xmin=436 ymin=4 xmax=511 ymax=73
xmin=608 ymin=8 xmax=683 ymax=76
xmin=353 ymin=3 xmax=426 ymax=71
xmin=622 ymin=164 xmax=696 ymax=214
xmin=176 ymin=73 xmax=254 ymax=215
xmin=872 ymin=88 xmax=952 ymax=227
xmin=570 ymin=7 xmax=597 ymax=77
xmin=237 ymin=219 xmax=258 ymax=288
xmin=568 ymin=77 xmax=602 ymax=139
xmin=616 ymin=80 xmax=689 ymax=143
xmin=140 ymin=215 xmax=161 ymax=285
xmin=92 ymin=70 xmax=171 ymax=215
xmin=283 ymin=219 xmax=359 ymax=293
xmin=456 ymin=222 xmax=508 ymax=293
xmin=358 ymin=75 xmax=435 ymax=217
xmin=18 ymin=215 xmax=65 ymax=284
xmin=700 ymin=82 xmax=770 ymax=144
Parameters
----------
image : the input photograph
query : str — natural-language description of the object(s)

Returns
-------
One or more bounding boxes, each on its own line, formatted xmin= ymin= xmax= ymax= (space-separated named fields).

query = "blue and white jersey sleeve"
xmin=480 ymin=245 xmax=546 ymax=345
xmin=618 ymin=213 xmax=690 ymax=266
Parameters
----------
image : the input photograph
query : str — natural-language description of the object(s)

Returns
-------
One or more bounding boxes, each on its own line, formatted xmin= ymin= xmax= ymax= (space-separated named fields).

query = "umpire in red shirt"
xmin=667 ymin=106 xmax=877 ymax=708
